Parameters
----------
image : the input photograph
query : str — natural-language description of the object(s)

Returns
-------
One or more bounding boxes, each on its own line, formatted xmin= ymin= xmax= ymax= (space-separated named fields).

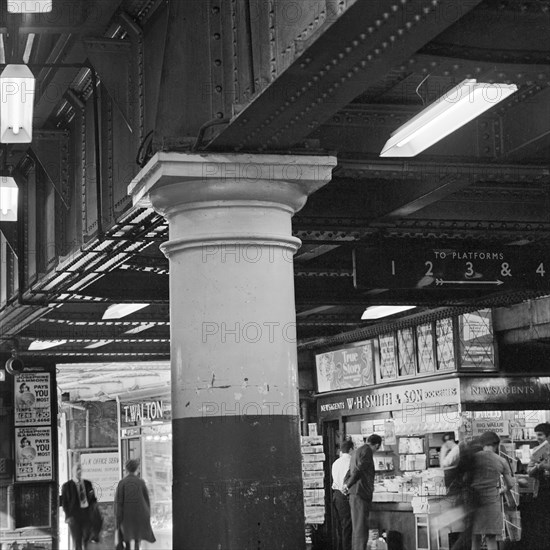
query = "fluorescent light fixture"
xmin=85 ymin=340 xmax=113 ymax=349
xmin=0 ymin=176 xmax=18 ymax=221
xmin=124 ymin=323 xmax=156 ymax=335
xmin=0 ymin=64 xmax=35 ymax=143
xmin=28 ymin=339 xmax=67 ymax=350
xmin=102 ymin=303 xmax=149 ymax=320
xmin=361 ymin=305 xmax=416 ymax=320
xmin=0 ymin=35 xmax=5 ymax=65
xmin=23 ymin=33 xmax=35 ymax=64
xmin=380 ymin=79 xmax=517 ymax=157
xmin=7 ymin=1 xmax=53 ymax=13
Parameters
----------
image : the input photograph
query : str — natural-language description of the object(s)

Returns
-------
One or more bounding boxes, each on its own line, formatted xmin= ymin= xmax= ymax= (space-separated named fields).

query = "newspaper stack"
xmin=530 ymin=439 xmax=549 ymax=463
xmin=301 ymin=435 xmax=325 ymax=524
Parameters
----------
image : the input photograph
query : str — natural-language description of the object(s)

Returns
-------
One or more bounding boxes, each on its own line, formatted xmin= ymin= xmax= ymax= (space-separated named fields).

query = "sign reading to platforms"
xmin=353 ymin=246 xmax=550 ymax=290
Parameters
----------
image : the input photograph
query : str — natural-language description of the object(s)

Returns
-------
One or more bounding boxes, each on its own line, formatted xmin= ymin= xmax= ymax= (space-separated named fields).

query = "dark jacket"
xmin=61 ymin=479 xmax=96 ymax=518
xmin=345 ymin=444 xmax=375 ymax=502
xmin=115 ymin=474 xmax=156 ymax=543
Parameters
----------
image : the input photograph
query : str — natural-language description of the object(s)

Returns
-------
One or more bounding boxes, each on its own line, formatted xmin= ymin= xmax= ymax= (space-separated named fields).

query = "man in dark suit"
xmin=61 ymin=463 xmax=96 ymax=550
xmin=343 ymin=434 xmax=382 ymax=550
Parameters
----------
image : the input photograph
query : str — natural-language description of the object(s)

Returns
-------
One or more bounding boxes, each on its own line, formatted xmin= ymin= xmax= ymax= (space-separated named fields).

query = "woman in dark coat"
xmin=115 ymin=459 xmax=156 ymax=550
xmin=470 ymin=431 xmax=514 ymax=550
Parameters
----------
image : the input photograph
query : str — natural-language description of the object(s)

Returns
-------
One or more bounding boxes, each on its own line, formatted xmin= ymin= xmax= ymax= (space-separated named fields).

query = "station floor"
xmin=59 ymin=523 xmax=171 ymax=550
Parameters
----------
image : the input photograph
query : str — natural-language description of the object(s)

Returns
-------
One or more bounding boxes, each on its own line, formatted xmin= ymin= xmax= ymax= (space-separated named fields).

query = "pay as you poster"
xmin=14 ymin=372 xmax=51 ymax=426
xmin=15 ymin=426 xmax=53 ymax=481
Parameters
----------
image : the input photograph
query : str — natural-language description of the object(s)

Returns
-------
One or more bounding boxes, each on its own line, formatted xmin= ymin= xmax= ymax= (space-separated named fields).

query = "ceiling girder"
xmin=84 ymin=37 xmax=139 ymax=133
xmin=206 ymin=0 xmax=484 ymax=151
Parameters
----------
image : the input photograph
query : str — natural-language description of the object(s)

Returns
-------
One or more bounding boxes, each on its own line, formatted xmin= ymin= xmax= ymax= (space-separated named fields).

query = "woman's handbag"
xmin=115 ymin=527 xmax=126 ymax=550
xmin=504 ymin=509 xmax=522 ymax=542
xmin=89 ymin=502 xmax=103 ymax=542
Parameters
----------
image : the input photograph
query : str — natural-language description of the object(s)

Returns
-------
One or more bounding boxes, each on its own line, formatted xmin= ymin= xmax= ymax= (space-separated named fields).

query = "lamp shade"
xmin=102 ymin=303 xmax=149 ymax=320
xmin=0 ymin=64 xmax=35 ymax=144
xmin=0 ymin=176 xmax=18 ymax=221
xmin=361 ymin=305 xmax=416 ymax=320
xmin=7 ymin=1 xmax=53 ymax=13
xmin=380 ymin=79 xmax=518 ymax=157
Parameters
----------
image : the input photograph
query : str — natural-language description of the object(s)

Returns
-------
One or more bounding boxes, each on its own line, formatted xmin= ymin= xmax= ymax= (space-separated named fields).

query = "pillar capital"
xmin=128 ymin=151 xmax=337 ymax=217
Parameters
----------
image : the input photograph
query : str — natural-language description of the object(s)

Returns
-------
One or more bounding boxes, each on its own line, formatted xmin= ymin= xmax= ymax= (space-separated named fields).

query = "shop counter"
xmin=370 ymin=500 xmax=415 ymax=550
xmin=369 ymin=494 xmax=458 ymax=550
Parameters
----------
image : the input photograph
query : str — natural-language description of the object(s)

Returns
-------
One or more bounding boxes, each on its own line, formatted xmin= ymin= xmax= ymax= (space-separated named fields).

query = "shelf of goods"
xmin=301 ymin=435 xmax=325 ymax=525
xmin=372 ymin=468 xmax=446 ymax=503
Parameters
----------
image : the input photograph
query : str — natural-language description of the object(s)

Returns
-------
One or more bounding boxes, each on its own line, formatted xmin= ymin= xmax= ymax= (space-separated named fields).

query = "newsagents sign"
xmin=317 ymin=378 xmax=460 ymax=420
xmin=461 ymin=377 xmax=550 ymax=407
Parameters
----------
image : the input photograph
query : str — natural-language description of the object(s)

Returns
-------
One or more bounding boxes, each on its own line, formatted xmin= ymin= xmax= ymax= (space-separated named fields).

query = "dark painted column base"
xmin=173 ymin=415 xmax=305 ymax=550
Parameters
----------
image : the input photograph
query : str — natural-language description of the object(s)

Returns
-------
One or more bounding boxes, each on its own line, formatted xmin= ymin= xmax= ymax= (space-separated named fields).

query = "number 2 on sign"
xmin=425 ymin=261 xmax=433 ymax=277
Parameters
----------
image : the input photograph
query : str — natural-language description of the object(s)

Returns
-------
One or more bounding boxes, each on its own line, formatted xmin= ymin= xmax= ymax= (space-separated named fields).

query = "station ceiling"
xmin=0 ymin=0 xmax=549 ymax=366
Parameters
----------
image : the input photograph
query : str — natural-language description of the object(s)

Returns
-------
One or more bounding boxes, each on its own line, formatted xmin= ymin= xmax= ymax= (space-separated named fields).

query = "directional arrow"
xmin=435 ymin=279 xmax=504 ymax=286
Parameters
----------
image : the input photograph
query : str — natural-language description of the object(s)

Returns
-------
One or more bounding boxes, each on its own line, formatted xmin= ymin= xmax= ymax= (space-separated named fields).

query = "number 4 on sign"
xmin=537 ymin=263 xmax=545 ymax=277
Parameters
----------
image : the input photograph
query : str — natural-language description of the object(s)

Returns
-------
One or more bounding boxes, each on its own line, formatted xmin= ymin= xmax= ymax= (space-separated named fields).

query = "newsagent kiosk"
xmin=314 ymin=309 xmax=550 ymax=550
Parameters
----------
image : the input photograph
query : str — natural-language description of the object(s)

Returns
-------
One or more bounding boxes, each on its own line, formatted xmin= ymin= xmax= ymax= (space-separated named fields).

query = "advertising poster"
xmin=378 ymin=334 xmax=397 ymax=380
xmin=436 ymin=318 xmax=455 ymax=371
xmin=416 ymin=323 xmax=435 ymax=373
xmin=315 ymin=341 xmax=376 ymax=392
xmin=81 ymin=452 xmax=120 ymax=502
xmin=15 ymin=426 xmax=53 ymax=481
xmin=397 ymin=327 xmax=416 ymax=377
xmin=384 ymin=420 xmax=397 ymax=446
xmin=14 ymin=372 xmax=51 ymax=426
xmin=472 ymin=419 xmax=510 ymax=437
xmin=458 ymin=309 xmax=496 ymax=370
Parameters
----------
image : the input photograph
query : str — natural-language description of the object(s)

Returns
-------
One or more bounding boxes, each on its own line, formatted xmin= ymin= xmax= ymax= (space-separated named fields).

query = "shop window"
xmin=435 ymin=318 xmax=455 ymax=371
xmin=14 ymin=483 xmax=51 ymax=528
xmin=457 ymin=309 xmax=496 ymax=370
xmin=416 ymin=323 xmax=436 ymax=374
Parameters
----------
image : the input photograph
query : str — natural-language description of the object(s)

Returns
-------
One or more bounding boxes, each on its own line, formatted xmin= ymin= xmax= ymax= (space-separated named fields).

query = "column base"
xmin=173 ymin=415 xmax=306 ymax=550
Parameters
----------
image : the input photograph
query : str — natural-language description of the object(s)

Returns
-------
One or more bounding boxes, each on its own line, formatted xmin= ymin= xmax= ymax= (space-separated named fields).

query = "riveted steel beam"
xmin=207 ymin=0 xmax=484 ymax=151
xmin=84 ymin=38 xmax=140 ymax=134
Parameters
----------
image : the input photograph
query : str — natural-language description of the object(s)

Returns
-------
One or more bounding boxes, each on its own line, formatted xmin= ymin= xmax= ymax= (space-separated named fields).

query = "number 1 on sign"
xmin=391 ymin=260 xmax=396 ymax=276
xmin=537 ymin=262 xmax=545 ymax=277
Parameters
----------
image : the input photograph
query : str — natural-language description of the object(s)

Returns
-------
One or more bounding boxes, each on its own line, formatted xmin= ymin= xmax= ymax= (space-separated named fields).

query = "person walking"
xmin=61 ymin=462 xmax=96 ymax=550
xmin=332 ymin=439 xmax=354 ymax=550
xmin=440 ymin=432 xmax=460 ymax=491
xmin=343 ymin=434 xmax=382 ymax=550
xmin=115 ymin=459 xmax=156 ymax=550
xmin=469 ymin=431 xmax=515 ymax=550
xmin=526 ymin=422 xmax=550 ymax=550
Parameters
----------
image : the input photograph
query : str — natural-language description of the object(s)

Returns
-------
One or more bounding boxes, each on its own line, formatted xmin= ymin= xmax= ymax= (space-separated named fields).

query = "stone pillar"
xmin=129 ymin=153 xmax=336 ymax=549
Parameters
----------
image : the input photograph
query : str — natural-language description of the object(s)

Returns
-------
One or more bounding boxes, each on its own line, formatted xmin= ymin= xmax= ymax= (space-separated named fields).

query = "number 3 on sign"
xmin=537 ymin=262 xmax=545 ymax=277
